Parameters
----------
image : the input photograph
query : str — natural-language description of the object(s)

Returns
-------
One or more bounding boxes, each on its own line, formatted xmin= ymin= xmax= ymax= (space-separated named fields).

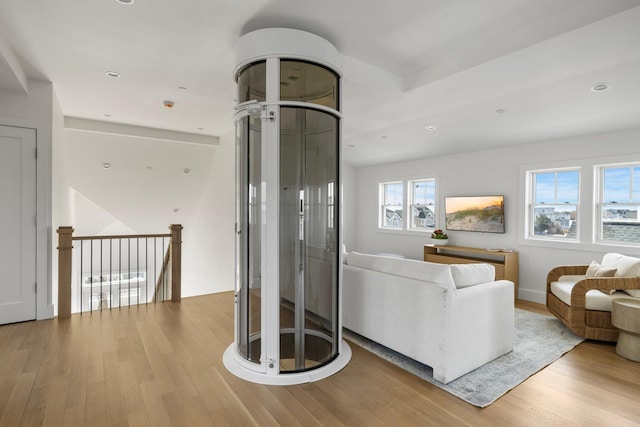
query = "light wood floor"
xmin=2 ymin=293 xmax=639 ymax=426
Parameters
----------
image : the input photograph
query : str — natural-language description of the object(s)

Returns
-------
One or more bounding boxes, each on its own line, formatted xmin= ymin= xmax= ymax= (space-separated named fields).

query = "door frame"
xmin=0 ymin=119 xmax=54 ymax=321
xmin=0 ymin=124 xmax=37 ymax=323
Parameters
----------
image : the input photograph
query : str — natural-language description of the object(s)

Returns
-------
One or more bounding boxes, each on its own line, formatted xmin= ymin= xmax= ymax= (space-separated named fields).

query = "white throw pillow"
xmin=450 ymin=263 xmax=496 ymax=289
xmin=585 ymin=260 xmax=618 ymax=295
xmin=585 ymin=260 xmax=617 ymax=278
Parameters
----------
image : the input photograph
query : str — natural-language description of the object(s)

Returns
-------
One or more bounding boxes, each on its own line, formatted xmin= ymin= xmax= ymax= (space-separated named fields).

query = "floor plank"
xmin=1 ymin=293 xmax=639 ymax=426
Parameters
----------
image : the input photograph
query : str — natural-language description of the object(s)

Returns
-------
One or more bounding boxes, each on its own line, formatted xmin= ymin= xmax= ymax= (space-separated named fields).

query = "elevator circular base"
xmin=223 ymin=340 xmax=352 ymax=385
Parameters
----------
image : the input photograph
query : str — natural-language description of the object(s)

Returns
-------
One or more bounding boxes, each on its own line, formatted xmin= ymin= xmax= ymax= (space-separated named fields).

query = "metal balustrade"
xmin=57 ymin=225 xmax=182 ymax=318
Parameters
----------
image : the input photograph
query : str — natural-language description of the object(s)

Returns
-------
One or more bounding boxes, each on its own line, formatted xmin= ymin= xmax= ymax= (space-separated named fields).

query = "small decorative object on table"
xmin=431 ymin=229 xmax=449 ymax=246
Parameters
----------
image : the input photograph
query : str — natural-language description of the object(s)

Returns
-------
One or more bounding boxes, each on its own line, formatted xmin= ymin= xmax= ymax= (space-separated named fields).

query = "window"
xmin=80 ymin=271 xmax=148 ymax=310
xmin=529 ymin=169 xmax=579 ymax=239
xmin=409 ymin=179 xmax=436 ymax=231
xmin=379 ymin=178 xmax=437 ymax=232
xmin=597 ymin=163 xmax=640 ymax=244
xmin=380 ymin=181 xmax=403 ymax=229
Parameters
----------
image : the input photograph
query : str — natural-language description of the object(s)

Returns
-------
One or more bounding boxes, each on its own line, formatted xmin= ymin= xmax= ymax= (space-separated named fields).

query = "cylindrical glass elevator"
xmin=223 ymin=28 xmax=351 ymax=385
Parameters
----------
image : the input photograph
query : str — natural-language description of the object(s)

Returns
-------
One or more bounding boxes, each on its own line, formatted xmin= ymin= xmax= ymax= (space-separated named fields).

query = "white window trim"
xmin=527 ymin=167 xmax=581 ymax=242
xmin=594 ymin=161 xmax=640 ymax=246
xmin=408 ymin=178 xmax=436 ymax=232
xmin=377 ymin=175 xmax=439 ymax=235
xmin=519 ymin=156 xmax=640 ymax=256
xmin=379 ymin=180 xmax=404 ymax=230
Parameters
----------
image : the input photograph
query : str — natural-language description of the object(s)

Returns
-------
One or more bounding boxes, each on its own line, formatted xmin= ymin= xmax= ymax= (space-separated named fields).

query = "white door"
xmin=0 ymin=125 xmax=37 ymax=324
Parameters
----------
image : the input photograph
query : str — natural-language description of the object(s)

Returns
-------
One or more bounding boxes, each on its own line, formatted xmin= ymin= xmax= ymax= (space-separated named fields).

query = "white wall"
xmin=50 ymin=87 xmax=67 ymax=315
xmin=182 ymin=130 xmax=236 ymax=296
xmin=342 ymin=162 xmax=357 ymax=251
xmin=55 ymin=125 xmax=224 ymax=300
xmin=0 ymin=80 xmax=56 ymax=319
xmin=353 ymin=127 xmax=640 ymax=303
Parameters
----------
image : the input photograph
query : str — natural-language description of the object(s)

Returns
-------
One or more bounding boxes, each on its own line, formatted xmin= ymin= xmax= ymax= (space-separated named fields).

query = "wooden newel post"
xmin=170 ymin=224 xmax=183 ymax=302
xmin=57 ymin=226 xmax=74 ymax=318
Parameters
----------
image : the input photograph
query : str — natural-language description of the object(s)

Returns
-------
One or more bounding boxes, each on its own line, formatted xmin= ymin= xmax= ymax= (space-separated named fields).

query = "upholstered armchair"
xmin=546 ymin=254 xmax=640 ymax=342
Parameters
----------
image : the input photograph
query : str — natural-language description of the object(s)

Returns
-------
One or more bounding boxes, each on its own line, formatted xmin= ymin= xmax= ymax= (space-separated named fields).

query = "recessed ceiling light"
xmin=496 ymin=109 xmax=506 ymax=114
xmin=425 ymin=125 xmax=436 ymax=130
xmin=178 ymin=86 xmax=187 ymax=91
xmin=116 ymin=0 xmax=134 ymax=4
xmin=102 ymin=163 xmax=111 ymax=169
xmin=197 ymin=127 xmax=204 ymax=131
xmin=104 ymin=114 xmax=112 ymax=118
xmin=105 ymin=71 xmax=121 ymax=78
xmin=183 ymin=168 xmax=191 ymax=174
xmin=591 ymin=83 xmax=610 ymax=92
xmin=163 ymin=100 xmax=175 ymax=108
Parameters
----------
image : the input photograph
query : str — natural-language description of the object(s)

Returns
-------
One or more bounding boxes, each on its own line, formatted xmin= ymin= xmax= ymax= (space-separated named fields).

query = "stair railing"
xmin=56 ymin=224 xmax=182 ymax=318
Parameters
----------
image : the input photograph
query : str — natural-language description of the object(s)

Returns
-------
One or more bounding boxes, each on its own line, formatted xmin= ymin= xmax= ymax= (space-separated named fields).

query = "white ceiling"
xmin=1 ymin=0 xmax=639 ymax=167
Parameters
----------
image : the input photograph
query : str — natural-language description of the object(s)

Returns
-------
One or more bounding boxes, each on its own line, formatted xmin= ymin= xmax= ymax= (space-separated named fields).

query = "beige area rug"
xmin=343 ymin=309 xmax=584 ymax=407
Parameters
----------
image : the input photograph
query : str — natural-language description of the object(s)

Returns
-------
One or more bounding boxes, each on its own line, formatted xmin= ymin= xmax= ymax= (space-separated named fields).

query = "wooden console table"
xmin=424 ymin=244 xmax=519 ymax=299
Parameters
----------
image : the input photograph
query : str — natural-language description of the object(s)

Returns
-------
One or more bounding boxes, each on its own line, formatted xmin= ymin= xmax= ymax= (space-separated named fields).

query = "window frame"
xmin=595 ymin=162 xmax=640 ymax=245
xmin=379 ymin=181 xmax=404 ymax=230
xmin=520 ymin=155 xmax=640 ymax=255
xmin=408 ymin=178 xmax=436 ymax=232
xmin=378 ymin=176 xmax=438 ymax=234
xmin=527 ymin=168 xmax=581 ymax=241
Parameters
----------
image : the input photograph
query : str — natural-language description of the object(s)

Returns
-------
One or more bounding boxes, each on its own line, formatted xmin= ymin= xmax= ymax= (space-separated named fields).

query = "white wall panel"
xmin=353 ymin=127 xmax=640 ymax=303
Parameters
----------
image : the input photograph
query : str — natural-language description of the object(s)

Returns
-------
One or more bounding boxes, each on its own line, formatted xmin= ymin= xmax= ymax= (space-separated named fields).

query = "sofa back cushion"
xmin=450 ymin=263 xmax=496 ymax=288
xmin=346 ymin=252 xmax=455 ymax=289
xmin=601 ymin=253 xmax=640 ymax=297
xmin=601 ymin=253 xmax=640 ymax=277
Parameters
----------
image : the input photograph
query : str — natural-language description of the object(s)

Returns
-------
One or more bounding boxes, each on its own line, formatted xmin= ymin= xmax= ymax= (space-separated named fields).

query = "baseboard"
xmin=37 ymin=304 xmax=55 ymax=320
xmin=518 ymin=288 xmax=546 ymax=305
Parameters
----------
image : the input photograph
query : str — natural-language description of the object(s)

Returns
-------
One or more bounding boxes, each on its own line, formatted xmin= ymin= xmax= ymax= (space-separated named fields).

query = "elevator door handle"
xmin=299 ymin=191 xmax=304 ymax=241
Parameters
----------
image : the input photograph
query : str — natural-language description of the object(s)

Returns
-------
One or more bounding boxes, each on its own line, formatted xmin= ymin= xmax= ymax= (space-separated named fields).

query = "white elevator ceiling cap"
xmin=234 ymin=28 xmax=341 ymax=76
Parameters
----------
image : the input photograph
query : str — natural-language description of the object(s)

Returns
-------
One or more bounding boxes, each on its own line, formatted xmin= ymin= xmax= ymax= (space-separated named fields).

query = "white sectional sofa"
xmin=342 ymin=252 xmax=515 ymax=384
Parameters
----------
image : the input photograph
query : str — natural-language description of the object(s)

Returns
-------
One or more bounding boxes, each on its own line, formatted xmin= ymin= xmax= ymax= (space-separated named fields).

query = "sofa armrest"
xmin=437 ymin=280 xmax=514 ymax=383
xmin=570 ymin=276 xmax=640 ymax=306
xmin=546 ymin=265 xmax=588 ymax=307
xmin=555 ymin=276 xmax=640 ymax=335
xmin=546 ymin=265 xmax=588 ymax=290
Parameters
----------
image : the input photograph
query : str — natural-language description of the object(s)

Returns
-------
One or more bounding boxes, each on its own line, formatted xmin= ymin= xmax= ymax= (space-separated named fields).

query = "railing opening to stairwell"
xmin=57 ymin=224 xmax=182 ymax=318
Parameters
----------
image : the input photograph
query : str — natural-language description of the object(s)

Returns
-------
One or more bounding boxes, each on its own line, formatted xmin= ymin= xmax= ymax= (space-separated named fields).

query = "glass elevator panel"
xmin=237 ymin=61 xmax=266 ymax=103
xmin=279 ymin=106 xmax=339 ymax=371
xmin=280 ymin=60 xmax=339 ymax=110
xmin=235 ymin=68 xmax=263 ymax=363
xmin=231 ymin=48 xmax=346 ymax=382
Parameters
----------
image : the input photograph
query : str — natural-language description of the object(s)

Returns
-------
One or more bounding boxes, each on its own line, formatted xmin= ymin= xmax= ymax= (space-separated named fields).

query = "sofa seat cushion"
xmin=450 ymin=263 xmax=495 ymax=289
xmin=550 ymin=277 xmax=630 ymax=311
xmin=346 ymin=251 xmax=455 ymax=289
